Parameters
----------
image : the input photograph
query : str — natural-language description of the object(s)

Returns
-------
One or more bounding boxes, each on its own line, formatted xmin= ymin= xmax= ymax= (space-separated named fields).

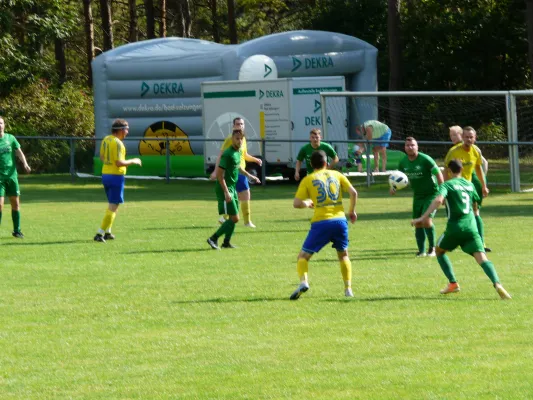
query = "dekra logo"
xmin=259 ymin=89 xmax=284 ymax=99
xmin=141 ymin=81 xmax=185 ymax=97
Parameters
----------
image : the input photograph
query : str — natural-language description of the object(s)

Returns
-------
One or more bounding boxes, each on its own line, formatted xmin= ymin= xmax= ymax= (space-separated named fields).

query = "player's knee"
xmin=231 ymin=215 xmax=239 ymax=223
xmin=435 ymin=247 xmax=446 ymax=257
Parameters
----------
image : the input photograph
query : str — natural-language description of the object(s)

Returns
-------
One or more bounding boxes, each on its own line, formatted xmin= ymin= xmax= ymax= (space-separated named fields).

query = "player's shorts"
xmin=302 ymin=217 xmax=349 ymax=254
xmin=236 ymin=173 xmax=250 ymax=193
xmin=216 ymin=187 xmax=239 ymax=216
xmin=102 ymin=174 xmax=125 ymax=204
xmin=0 ymin=175 xmax=20 ymax=197
xmin=471 ymin=173 xmax=483 ymax=207
xmin=412 ymin=195 xmax=437 ymax=219
xmin=374 ymin=129 xmax=392 ymax=148
xmin=437 ymin=225 xmax=485 ymax=255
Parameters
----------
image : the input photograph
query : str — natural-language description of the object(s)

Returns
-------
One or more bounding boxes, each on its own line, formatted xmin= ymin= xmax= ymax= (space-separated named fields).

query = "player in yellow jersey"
xmin=445 ymin=126 xmax=491 ymax=251
xmin=94 ymin=119 xmax=142 ymax=243
xmin=290 ymin=150 xmax=358 ymax=300
xmin=210 ymin=117 xmax=262 ymax=227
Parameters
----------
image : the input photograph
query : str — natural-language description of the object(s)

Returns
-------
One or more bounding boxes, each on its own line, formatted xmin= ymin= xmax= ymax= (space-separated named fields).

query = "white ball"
xmin=238 ymin=55 xmax=278 ymax=81
xmin=389 ymin=170 xmax=409 ymax=190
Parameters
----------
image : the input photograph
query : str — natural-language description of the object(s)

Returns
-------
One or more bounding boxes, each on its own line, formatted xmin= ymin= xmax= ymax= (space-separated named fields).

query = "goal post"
xmin=320 ymin=90 xmax=526 ymax=192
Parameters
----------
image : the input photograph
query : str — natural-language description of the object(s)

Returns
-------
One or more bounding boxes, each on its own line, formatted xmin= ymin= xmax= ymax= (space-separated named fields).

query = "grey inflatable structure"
xmin=92 ymin=30 xmax=377 ymax=161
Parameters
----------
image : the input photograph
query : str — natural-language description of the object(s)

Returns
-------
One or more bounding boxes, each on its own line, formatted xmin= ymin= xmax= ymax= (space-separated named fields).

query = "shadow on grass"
xmin=1 ymin=239 xmax=88 ymax=246
xmin=143 ymin=226 xmax=214 ymax=230
xmin=126 ymin=248 xmax=213 ymax=254
xmin=322 ymin=296 xmax=497 ymax=302
xmin=171 ymin=297 xmax=287 ymax=304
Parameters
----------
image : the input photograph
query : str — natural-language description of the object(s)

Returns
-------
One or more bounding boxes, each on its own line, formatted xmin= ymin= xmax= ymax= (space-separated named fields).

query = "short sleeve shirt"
xmin=297 ymin=143 xmax=337 ymax=173
xmin=0 ymin=133 xmax=21 ymax=178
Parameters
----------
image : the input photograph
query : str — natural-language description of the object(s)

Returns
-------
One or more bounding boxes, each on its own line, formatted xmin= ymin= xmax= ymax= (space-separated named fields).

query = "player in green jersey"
xmin=392 ymin=137 xmax=443 ymax=257
xmin=207 ymin=129 xmax=260 ymax=250
xmin=411 ymin=159 xmax=511 ymax=300
xmin=294 ymin=128 xmax=339 ymax=181
xmin=0 ymin=116 xmax=31 ymax=238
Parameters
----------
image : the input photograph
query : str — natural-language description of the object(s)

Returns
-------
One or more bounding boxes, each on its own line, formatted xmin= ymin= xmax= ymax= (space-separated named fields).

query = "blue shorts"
xmin=236 ymin=173 xmax=250 ymax=193
xmin=102 ymin=174 xmax=125 ymax=204
xmin=375 ymin=129 xmax=392 ymax=148
xmin=302 ymin=218 xmax=349 ymax=254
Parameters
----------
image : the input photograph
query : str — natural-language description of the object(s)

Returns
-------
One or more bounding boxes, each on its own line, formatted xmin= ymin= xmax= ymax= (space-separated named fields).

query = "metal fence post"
xmin=261 ymin=139 xmax=266 ymax=186
xmin=165 ymin=137 xmax=170 ymax=184
xmin=69 ymin=138 xmax=75 ymax=182
xmin=506 ymin=93 xmax=520 ymax=192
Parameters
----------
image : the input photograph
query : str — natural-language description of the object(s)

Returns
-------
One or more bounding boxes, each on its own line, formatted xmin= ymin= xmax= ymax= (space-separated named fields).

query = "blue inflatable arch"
xmin=92 ymin=30 xmax=377 ymax=157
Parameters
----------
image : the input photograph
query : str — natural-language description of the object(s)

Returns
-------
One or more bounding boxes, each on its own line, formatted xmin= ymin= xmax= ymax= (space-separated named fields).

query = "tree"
xmin=144 ymin=0 xmax=156 ymax=39
xmin=83 ymin=0 xmax=95 ymax=85
xmin=99 ymin=0 xmax=114 ymax=50
xmin=128 ymin=0 xmax=138 ymax=42
xmin=160 ymin=0 xmax=167 ymax=37
xmin=227 ymin=0 xmax=238 ymax=43
xmin=387 ymin=0 xmax=402 ymax=91
xmin=526 ymin=0 xmax=533 ymax=87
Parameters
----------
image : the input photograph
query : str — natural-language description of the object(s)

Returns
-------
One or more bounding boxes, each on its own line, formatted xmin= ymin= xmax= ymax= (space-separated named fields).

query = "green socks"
xmin=12 ymin=210 xmax=21 ymax=232
xmin=213 ymin=219 xmax=236 ymax=242
xmin=437 ymin=254 xmax=457 ymax=283
xmin=415 ymin=228 xmax=426 ymax=253
xmin=424 ymin=225 xmax=436 ymax=248
xmin=480 ymin=260 xmax=500 ymax=284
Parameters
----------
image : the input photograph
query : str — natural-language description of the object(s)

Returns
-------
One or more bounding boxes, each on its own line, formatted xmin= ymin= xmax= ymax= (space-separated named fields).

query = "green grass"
xmin=1 ymin=175 xmax=532 ymax=399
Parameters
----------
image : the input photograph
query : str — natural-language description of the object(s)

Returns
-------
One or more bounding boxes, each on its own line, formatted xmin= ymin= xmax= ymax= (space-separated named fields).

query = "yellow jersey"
xmin=295 ymin=169 xmax=352 ymax=223
xmin=101 ymin=135 xmax=127 ymax=175
xmin=222 ymin=135 xmax=247 ymax=169
xmin=444 ymin=143 xmax=482 ymax=181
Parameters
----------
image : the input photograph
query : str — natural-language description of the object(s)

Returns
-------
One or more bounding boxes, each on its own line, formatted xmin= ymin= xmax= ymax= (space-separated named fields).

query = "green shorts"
xmin=437 ymin=226 xmax=484 ymax=255
xmin=472 ymin=173 xmax=483 ymax=207
xmin=0 ymin=176 xmax=20 ymax=197
xmin=216 ymin=187 xmax=239 ymax=216
xmin=412 ymin=195 xmax=437 ymax=219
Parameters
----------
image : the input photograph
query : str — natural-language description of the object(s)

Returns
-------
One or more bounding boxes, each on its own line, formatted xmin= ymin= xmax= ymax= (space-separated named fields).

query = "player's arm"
xmin=295 ymin=148 xmax=305 ymax=181
xmin=347 ymin=184 xmax=358 ymax=223
xmin=209 ymin=149 xmax=224 ymax=180
xmin=116 ymin=158 xmax=142 ymax=167
xmin=482 ymin=156 xmax=488 ymax=176
xmin=328 ymin=154 xmax=339 ymax=169
xmin=475 ymin=163 xmax=489 ymax=197
xmin=411 ymin=195 xmax=444 ymax=227
xmin=293 ymin=180 xmax=313 ymax=209
xmin=238 ymin=166 xmax=260 ymax=184
xmin=216 ymin=165 xmax=232 ymax=202
xmin=15 ymin=148 xmax=31 ymax=173
xmin=244 ymin=151 xmax=262 ymax=166
xmin=432 ymin=165 xmax=444 ymax=185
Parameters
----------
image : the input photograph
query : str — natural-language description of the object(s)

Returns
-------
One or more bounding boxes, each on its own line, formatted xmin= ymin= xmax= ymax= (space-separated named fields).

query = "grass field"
xmin=1 ymin=175 xmax=533 ymax=399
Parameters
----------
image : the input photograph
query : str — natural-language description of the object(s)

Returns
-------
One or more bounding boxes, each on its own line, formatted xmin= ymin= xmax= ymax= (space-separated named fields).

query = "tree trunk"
xmin=99 ymin=0 xmax=114 ymax=50
xmin=526 ymin=0 xmax=533 ymax=87
xmin=182 ymin=0 xmax=192 ymax=38
xmin=227 ymin=0 xmax=238 ymax=44
xmin=83 ymin=0 xmax=95 ymax=86
xmin=210 ymin=0 xmax=220 ymax=42
xmin=54 ymin=39 xmax=67 ymax=85
xmin=159 ymin=0 xmax=167 ymax=37
xmin=145 ymin=0 xmax=156 ymax=39
xmin=128 ymin=0 xmax=138 ymax=42
xmin=387 ymin=0 xmax=402 ymax=140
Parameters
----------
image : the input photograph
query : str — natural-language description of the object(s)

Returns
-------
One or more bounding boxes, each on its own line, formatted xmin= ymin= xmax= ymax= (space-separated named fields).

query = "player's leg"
xmin=331 ymin=218 xmax=353 ymax=297
xmin=435 ymin=232 xmax=460 ymax=294
xmin=372 ymin=146 xmax=380 ymax=172
xmin=290 ymin=221 xmax=330 ymax=300
xmin=209 ymin=191 xmax=239 ymax=249
xmin=412 ymin=200 xmax=427 ymax=256
xmin=7 ymin=177 xmax=23 ymax=238
xmin=237 ymin=174 xmax=254 ymax=227
xmin=465 ymin=236 xmax=510 ymax=299
xmin=0 ymin=179 xmax=6 ymax=227
xmin=95 ymin=175 xmax=123 ymax=242
xmin=379 ymin=130 xmax=391 ymax=172
xmin=422 ymin=196 xmax=437 ymax=256
xmin=472 ymin=175 xmax=490 ymax=251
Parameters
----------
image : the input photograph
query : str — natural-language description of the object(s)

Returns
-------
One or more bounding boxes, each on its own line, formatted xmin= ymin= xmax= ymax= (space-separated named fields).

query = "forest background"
xmin=1 ymin=0 xmax=533 ymax=172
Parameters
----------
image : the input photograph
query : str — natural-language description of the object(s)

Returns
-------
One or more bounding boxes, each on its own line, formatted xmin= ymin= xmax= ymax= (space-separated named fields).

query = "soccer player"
xmin=411 ymin=159 xmax=511 ymax=300
xmin=94 ymin=119 xmax=142 ymax=243
xmin=210 ymin=117 xmax=262 ymax=228
xmin=294 ymin=128 xmax=339 ymax=181
xmin=290 ymin=150 xmax=358 ymax=300
xmin=363 ymin=120 xmax=392 ymax=172
xmin=392 ymin=137 xmax=443 ymax=257
xmin=447 ymin=125 xmax=490 ymax=251
xmin=0 ymin=116 xmax=31 ymax=238
xmin=444 ymin=126 xmax=491 ymax=252
xmin=207 ymin=129 xmax=260 ymax=250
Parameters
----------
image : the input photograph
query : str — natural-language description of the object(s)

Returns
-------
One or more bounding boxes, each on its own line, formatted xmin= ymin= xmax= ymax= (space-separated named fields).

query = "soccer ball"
xmin=388 ymin=170 xmax=409 ymax=190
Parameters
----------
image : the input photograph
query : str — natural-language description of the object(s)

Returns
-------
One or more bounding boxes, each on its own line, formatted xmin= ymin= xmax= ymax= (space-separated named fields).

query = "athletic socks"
xmin=480 ymin=260 xmax=500 ymax=285
xmin=424 ymin=225 xmax=436 ymax=248
xmin=12 ymin=210 xmax=20 ymax=232
xmin=415 ymin=228 xmax=426 ymax=253
xmin=100 ymin=209 xmax=116 ymax=232
xmin=475 ymin=215 xmax=485 ymax=243
xmin=437 ymin=254 xmax=457 ymax=283
xmin=297 ymin=258 xmax=309 ymax=283
xmin=241 ymin=200 xmax=251 ymax=225
xmin=339 ymin=258 xmax=352 ymax=289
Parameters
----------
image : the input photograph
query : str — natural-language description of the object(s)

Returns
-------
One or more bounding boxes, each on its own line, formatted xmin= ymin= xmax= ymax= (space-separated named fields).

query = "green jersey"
xmin=0 ymin=133 xmax=21 ymax=179
xmin=216 ymin=145 xmax=241 ymax=191
xmin=297 ymin=143 xmax=337 ymax=173
xmin=398 ymin=152 xmax=440 ymax=199
xmin=438 ymin=177 xmax=480 ymax=228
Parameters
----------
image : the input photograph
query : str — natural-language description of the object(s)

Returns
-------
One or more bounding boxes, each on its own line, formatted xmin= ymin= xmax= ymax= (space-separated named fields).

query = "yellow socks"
xmin=241 ymin=200 xmax=251 ymax=224
xmin=339 ymin=258 xmax=352 ymax=289
xmin=297 ymin=258 xmax=309 ymax=283
xmin=100 ymin=209 xmax=116 ymax=232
